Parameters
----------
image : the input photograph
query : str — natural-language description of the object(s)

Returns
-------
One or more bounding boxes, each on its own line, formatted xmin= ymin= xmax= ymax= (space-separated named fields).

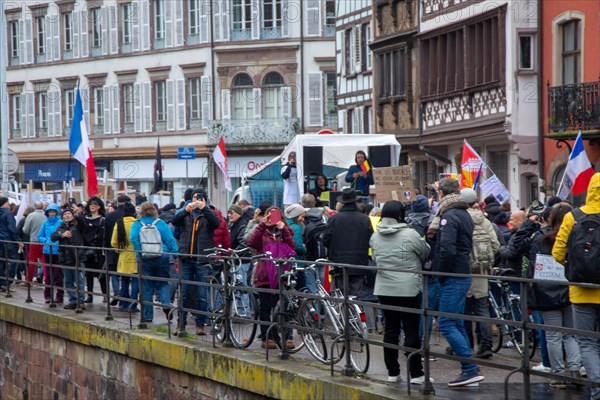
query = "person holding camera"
xmin=281 ymin=151 xmax=300 ymax=208
xmin=172 ymin=188 xmax=220 ymax=336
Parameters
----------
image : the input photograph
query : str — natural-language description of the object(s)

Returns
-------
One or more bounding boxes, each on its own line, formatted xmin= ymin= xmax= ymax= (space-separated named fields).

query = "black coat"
xmin=432 ymin=202 xmax=473 ymax=280
xmin=173 ymin=206 xmax=221 ymax=257
xmin=498 ymin=219 xmax=537 ymax=277
xmin=322 ymin=203 xmax=373 ymax=275
xmin=229 ymin=218 xmax=247 ymax=250
xmin=51 ymin=219 xmax=85 ymax=265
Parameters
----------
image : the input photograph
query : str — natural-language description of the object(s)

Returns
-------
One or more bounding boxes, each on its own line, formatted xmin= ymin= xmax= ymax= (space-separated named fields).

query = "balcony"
xmin=207 ymin=118 xmax=299 ymax=146
xmin=548 ymin=81 xmax=600 ymax=132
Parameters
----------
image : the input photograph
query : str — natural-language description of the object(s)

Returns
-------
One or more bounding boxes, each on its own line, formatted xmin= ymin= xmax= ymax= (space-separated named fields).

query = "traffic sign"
xmin=177 ymin=147 xmax=196 ymax=160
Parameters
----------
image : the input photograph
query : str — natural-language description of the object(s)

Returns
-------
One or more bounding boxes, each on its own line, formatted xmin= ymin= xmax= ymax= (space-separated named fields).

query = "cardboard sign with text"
xmin=373 ymin=166 xmax=416 ymax=203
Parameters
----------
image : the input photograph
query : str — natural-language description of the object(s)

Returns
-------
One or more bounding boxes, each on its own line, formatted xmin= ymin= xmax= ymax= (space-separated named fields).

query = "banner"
xmin=372 ymin=166 xmax=415 ymax=203
xmin=460 ymin=140 xmax=487 ymax=189
xmin=557 ymin=131 xmax=594 ymax=199
xmin=213 ymin=137 xmax=232 ymax=191
xmin=534 ymin=254 xmax=567 ymax=281
xmin=480 ymin=174 xmax=510 ymax=204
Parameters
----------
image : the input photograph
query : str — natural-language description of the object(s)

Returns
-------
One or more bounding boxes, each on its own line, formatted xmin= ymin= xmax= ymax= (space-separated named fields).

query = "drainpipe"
xmin=210 ymin=1 xmax=216 ymax=121
xmin=300 ymin=0 xmax=305 ymax=135
xmin=537 ymin=0 xmax=545 ymax=199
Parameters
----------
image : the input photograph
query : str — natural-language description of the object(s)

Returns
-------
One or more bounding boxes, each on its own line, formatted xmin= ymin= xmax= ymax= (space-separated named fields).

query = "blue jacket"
xmin=286 ymin=217 xmax=306 ymax=259
xmin=432 ymin=201 xmax=473 ymax=280
xmin=130 ymin=216 xmax=179 ymax=255
xmin=0 ymin=207 xmax=18 ymax=242
xmin=345 ymin=164 xmax=374 ymax=196
xmin=38 ymin=204 xmax=62 ymax=255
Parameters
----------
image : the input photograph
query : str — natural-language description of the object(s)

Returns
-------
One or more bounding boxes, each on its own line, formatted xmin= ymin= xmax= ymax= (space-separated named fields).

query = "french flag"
xmin=69 ymin=88 xmax=98 ymax=198
xmin=557 ymin=132 xmax=594 ymax=199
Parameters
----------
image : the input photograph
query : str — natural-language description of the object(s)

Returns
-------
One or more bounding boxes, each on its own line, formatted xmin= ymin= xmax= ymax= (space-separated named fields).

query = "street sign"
xmin=177 ymin=147 xmax=196 ymax=160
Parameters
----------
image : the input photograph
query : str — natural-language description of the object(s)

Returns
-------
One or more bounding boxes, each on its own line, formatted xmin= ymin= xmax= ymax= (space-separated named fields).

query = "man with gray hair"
xmin=22 ymin=201 xmax=46 ymax=284
xmin=429 ymin=178 xmax=483 ymax=387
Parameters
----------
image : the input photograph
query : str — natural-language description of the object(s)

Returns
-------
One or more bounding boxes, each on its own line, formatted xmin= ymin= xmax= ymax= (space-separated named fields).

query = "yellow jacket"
xmin=111 ymin=216 xmax=138 ymax=274
xmin=552 ymin=173 xmax=600 ymax=304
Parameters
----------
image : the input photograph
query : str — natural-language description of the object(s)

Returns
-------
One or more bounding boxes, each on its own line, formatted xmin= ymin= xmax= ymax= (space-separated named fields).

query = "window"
xmin=122 ymin=3 xmax=133 ymax=44
xmin=38 ymin=92 xmax=48 ymax=129
xmin=378 ymin=49 xmax=405 ymax=99
xmin=364 ymin=23 xmax=372 ymax=70
xmin=518 ymin=34 xmax=533 ymax=70
xmin=11 ymin=95 xmax=21 ymax=131
xmin=91 ymin=8 xmax=102 ymax=48
xmin=64 ymin=89 xmax=76 ymax=129
xmin=189 ymin=0 xmax=201 ymax=34
xmin=93 ymin=87 xmax=104 ymax=126
xmin=263 ymin=72 xmax=283 ymax=119
xmin=324 ymin=0 xmax=335 ymax=37
xmin=154 ymin=0 xmax=165 ymax=39
xmin=346 ymin=108 xmax=354 ymax=134
xmin=364 ymin=106 xmax=372 ymax=134
xmin=232 ymin=73 xmax=254 ymax=119
xmin=263 ymin=0 xmax=281 ymax=29
xmin=9 ymin=21 xmax=19 ymax=58
xmin=233 ymin=0 xmax=252 ymax=32
xmin=36 ymin=17 xmax=46 ymax=55
xmin=64 ymin=12 xmax=73 ymax=51
xmin=562 ymin=20 xmax=581 ymax=84
xmin=189 ymin=77 xmax=202 ymax=120
xmin=155 ymin=81 xmax=167 ymax=122
xmin=325 ymin=72 xmax=336 ymax=117
xmin=123 ymin=83 xmax=135 ymax=124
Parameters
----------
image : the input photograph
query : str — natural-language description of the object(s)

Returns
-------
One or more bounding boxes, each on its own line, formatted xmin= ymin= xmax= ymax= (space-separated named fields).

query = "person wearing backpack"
xmin=461 ymin=188 xmax=500 ymax=359
xmin=130 ymin=202 xmax=178 ymax=323
xmin=553 ymin=173 xmax=600 ymax=399
xmin=406 ymin=195 xmax=434 ymax=238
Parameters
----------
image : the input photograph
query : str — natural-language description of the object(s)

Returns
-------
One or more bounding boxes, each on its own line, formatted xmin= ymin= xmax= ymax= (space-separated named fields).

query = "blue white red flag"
xmin=557 ymin=131 xmax=594 ymax=200
xmin=69 ymin=88 xmax=98 ymax=197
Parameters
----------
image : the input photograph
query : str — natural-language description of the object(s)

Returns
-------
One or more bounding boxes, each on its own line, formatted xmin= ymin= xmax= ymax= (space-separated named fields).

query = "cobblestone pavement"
xmin=4 ymin=282 xmax=592 ymax=400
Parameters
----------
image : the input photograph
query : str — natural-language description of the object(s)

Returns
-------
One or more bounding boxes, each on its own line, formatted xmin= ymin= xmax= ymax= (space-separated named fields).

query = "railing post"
xmin=278 ymin=259 xmax=289 ymax=360
xmin=4 ymin=241 xmax=12 ymax=298
xmin=104 ymin=249 xmax=113 ymax=321
xmin=342 ymin=266 xmax=353 ymax=376
xmin=75 ymin=246 xmax=83 ymax=314
xmin=49 ymin=245 xmax=56 ymax=308
xmin=421 ymin=272 xmax=435 ymax=395
xmin=138 ymin=253 xmax=147 ymax=330
xmin=520 ymin=279 xmax=531 ymax=400
xmin=222 ymin=254 xmax=233 ymax=348
xmin=25 ymin=243 xmax=33 ymax=303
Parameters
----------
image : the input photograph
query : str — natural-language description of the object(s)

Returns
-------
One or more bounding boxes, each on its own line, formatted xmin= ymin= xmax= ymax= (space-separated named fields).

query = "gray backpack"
xmin=139 ymin=219 xmax=163 ymax=258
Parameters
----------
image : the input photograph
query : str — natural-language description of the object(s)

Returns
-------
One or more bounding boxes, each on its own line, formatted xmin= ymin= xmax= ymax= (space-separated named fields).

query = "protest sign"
xmin=373 ymin=166 xmax=415 ymax=203
xmin=534 ymin=254 xmax=567 ymax=281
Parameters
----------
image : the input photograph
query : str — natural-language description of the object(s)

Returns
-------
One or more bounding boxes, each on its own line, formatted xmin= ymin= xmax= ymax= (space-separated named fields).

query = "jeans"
xmin=179 ymin=260 xmax=212 ymax=327
xmin=379 ymin=295 xmax=424 ymax=378
xmin=120 ymin=275 xmax=139 ymax=310
xmin=168 ymin=258 xmax=177 ymax=302
xmin=63 ymin=265 xmax=85 ymax=304
xmin=140 ymin=255 xmax=171 ymax=322
xmin=465 ymin=296 xmax=493 ymax=352
xmin=573 ymin=304 xmax=600 ymax=399
xmin=0 ymin=243 xmax=18 ymax=288
xmin=439 ymin=277 xmax=477 ymax=374
xmin=531 ymin=311 xmax=551 ymax=368
xmin=43 ymin=254 xmax=64 ymax=301
xmin=542 ymin=306 xmax=581 ymax=375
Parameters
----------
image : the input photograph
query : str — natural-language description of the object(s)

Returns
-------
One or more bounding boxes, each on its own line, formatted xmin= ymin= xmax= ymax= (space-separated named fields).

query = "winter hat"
xmin=258 ymin=200 xmax=273 ymax=216
xmin=411 ymin=195 xmax=429 ymax=213
xmin=460 ymin=188 xmax=478 ymax=204
xmin=0 ymin=197 xmax=9 ymax=207
xmin=228 ymin=204 xmax=243 ymax=216
xmin=546 ymin=196 xmax=562 ymax=208
xmin=484 ymin=195 xmax=497 ymax=205
xmin=117 ymin=194 xmax=132 ymax=204
xmin=61 ymin=209 xmax=74 ymax=218
xmin=285 ymin=204 xmax=307 ymax=219
xmin=161 ymin=203 xmax=177 ymax=212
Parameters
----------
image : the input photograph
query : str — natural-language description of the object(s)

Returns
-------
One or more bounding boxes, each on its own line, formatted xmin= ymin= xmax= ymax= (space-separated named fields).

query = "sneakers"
xmin=261 ymin=340 xmax=277 ymax=349
xmin=196 ymin=326 xmax=206 ymax=336
xmin=580 ymin=366 xmax=587 ymax=377
xmin=174 ymin=325 xmax=186 ymax=336
xmin=531 ymin=363 xmax=552 ymax=373
xmin=410 ymin=375 xmax=434 ymax=385
xmin=285 ymin=340 xmax=295 ymax=349
xmin=64 ymin=303 xmax=77 ymax=310
xmin=549 ymin=380 xmax=567 ymax=389
xmin=448 ymin=371 xmax=485 ymax=387
xmin=475 ymin=349 xmax=493 ymax=359
xmin=387 ymin=375 xmax=400 ymax=383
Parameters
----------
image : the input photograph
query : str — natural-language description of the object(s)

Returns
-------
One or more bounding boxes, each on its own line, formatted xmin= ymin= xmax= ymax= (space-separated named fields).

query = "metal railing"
xmin=548 ymin=80 xmax=600 ymax=132
xmin=0 ymin=239 xmax=598 ymax=399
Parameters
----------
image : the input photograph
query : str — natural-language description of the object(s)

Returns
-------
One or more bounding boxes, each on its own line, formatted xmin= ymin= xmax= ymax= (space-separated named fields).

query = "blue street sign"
xmin=177 ymin=147 xmax=196 ymax=160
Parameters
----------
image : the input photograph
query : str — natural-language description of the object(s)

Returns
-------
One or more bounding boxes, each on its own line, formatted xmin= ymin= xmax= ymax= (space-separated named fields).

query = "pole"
xmin=186 ymin=159 xmax=189 ymax=188
xmin=0 ymin=11 xmax=10 ymax=193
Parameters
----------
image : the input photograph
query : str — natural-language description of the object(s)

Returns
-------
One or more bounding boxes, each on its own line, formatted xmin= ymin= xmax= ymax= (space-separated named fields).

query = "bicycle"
xmin=205 ymin=247 xmax=260 ymax=349
xmin=296 ymin=261 xmax=370 ymax=374
xmin=487 ymin=269 xmax=536 ymax=359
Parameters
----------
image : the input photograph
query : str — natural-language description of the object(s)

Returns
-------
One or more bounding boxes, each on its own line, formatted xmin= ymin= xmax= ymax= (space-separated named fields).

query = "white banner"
xmin=480 ymin=175 xmax=511 ymax=204
xmin=534 ymin=254 xmax=567 ymax=281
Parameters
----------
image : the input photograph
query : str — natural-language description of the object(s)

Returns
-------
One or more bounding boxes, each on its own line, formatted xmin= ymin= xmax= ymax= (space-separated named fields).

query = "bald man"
xmin=507 ymin=210 xmax=526 ymax=232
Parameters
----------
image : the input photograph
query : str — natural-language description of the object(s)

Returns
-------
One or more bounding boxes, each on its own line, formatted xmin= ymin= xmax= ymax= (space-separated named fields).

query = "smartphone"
xmin=268 ymin=209 xmax=282 ymax=225
xmin=69 ymin=198 xmax=77 ymax=206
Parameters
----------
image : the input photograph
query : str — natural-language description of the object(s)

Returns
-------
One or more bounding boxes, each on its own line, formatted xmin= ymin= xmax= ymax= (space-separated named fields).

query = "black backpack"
xmin=565 ymin=208 xmax=600 ymax=284
xmin=304 ymin=220 xmax=328 ymax=261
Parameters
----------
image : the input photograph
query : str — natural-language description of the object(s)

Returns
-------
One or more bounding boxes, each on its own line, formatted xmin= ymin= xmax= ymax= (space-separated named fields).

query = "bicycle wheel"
xmin=228 ymin=286 xmax=259 ymax=349
xmin=507 ymin=309 xmax=537 ymax=359
xmin=209 ymin=283 xmax=226 ymax=342
xmin=298 ymin=298 xmax=328 ymax=363
xmin=272 ymin=299 xmax=305 ymax=354
xmin=491 ymin=323 xmax=503 ymax=353
xmin=347 ymin=305 xmax=370 ymax=374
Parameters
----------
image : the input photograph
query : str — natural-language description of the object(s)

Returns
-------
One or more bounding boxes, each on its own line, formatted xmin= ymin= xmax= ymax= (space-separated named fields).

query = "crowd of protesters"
xmin=1 ymin=171 xmax=600 ymax=394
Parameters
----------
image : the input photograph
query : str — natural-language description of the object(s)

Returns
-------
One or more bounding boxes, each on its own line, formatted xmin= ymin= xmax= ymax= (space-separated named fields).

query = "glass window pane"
xmin=519 ymin=36 xmax=532 ymax=69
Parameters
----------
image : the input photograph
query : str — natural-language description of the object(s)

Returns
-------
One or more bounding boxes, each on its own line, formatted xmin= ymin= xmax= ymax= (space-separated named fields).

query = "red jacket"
xmin=247 ymin=221 xmax=296 ymax=287
xmin=212 ymin=209 xmax=231 ymax=249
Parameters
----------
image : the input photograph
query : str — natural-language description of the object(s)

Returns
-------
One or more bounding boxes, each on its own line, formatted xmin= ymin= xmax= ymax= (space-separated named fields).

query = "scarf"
xmin=428 ymin=193 xmax=467 ymax=234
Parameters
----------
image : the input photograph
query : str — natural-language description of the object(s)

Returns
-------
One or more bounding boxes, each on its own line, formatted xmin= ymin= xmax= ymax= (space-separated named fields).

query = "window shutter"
xmin=24 ymin=17 xmax=33 ymax=64
xmin=340 ymin=110 xmax=346 ymax=133
xmin=54 ymin=89 xmax=62 ymax=136
xmin=212 ymin=1 xmax=221 ymax=42
xmin=19 ymin=21 xmax=25 ymax=65
xmin=80 ymin=10 xmax=89 ymax=58
xmin=82 ymin=87 xmax=90 ymax=133
xmin=103 ymin=85 xmax=111 ymax=134
xmin=281 ymin=0 xmax=289 ymax=38
xmin=220 ymin=0 xmax=230 ymax=41
xmin=109 ymin=4 xmax=118 ymax=54
xmin=200 ymin=1 xmax=209 ymax=43
xmin=141 ymin=0 xmax=150 ymax=51
xmin=45 ymin=16 xmax=53 ymax=61
xmin=20 ymin=93 xmax=27 ymax=138
xmin=201 ymin=75 xmax=212 ymax=128
xmin=353 ymin=26 xmax=361 ymax=74
xmin=253 ymin=88 xmax=262 ymax=119
xmin=166 ymin=79 xmax=175 ymax=131
xmin=251 ymin=2 xmax=260 ymax=40
xmin=143 ymin=81 xmax=152 ymax=132
xmin=340 ymin=32 xmax=346 ymax=76
xmin=358 ymin=106 xmax=364 ymax=134
xmin=174 ymin=0 xmax=184 ymax=46
xmin=134 ymin=82 xmax=142 ymax=132
xmin=176 ymin=79 xmax=186 ymax=130
xmin=351 ymin=108 xmax=359 ymax=134
xmin=101 ymin=6 xmax=109 ymax=55
xmin=306 ymin=0 xmax=321 ymax=37
xmin=281 ymin=87 xmax=292 ymax=118
xmin=221 ymin=89 xmax=231 ymax=120
xmin=132 ymin=0 xmax=140 ymax=51
xmin=165 ymin=0 xmax=173 ymax=48
xmin=27 ymin=92 xmax=36 ymax=138
xmin=73 ymin=10 xmax=80 ymax=58
xmin=52 ymin=15 xmax=60 ymax=61
xmin=112 ymin=85 xmax=120 ymax=134
xmin=361 ymin=24 xmax=367 ymax=72
xmin=47 ymin=89 xmax=55 ymax=137
xmin=307 ymin=72 xmax=323 ymax=126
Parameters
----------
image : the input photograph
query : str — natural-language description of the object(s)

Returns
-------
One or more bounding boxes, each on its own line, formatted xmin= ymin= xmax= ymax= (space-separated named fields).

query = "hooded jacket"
xmin=212 ymin=208 xmax=231 ymax=249
xmin=247 ymin=221 xmax=296 ymax=287
xmin=38 ymin=204 xmax=62 ymax=255
xmin=553 ymin=173 xmax=600 ymax=304
xmin=51 ymin=217 xmax=86 ymax=265
xmin=173 ymin=204 xmax=220 ymax=258
xmin=286 ymin=216 xmax=307 ymax=259
xmin=466 ymin=208 xmax=500 ymax=299
xmin=370 ymin=218 xmax=430 ymax=297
